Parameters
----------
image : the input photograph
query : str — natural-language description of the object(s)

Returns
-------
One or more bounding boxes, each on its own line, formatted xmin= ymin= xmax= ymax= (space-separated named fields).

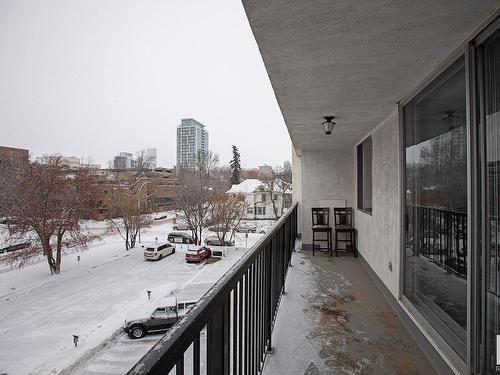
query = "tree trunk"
xmin=125 ymin=229 xmax=130 ymax=250
xmin=270 ymin=193 xmax=279 ymax=218
xmin=130 ymin=230 xmax=137 ymax=249
xmin=55 ymin=230 xmax=64 ymax=274
xmin=42 ymin=238 xmax=56 ymax=275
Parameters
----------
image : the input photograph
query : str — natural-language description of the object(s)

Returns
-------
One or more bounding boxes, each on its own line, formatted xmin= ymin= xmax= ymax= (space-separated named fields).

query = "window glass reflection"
xmin=404 ymin=57 xmax=467 ymax=359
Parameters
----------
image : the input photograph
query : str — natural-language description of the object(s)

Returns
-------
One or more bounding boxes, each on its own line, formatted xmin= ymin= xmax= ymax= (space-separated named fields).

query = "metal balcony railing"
xmin=128 ymin=203 xmax=298 ymax=375
xmin=407 ymin=205 xmax=467 ymax=277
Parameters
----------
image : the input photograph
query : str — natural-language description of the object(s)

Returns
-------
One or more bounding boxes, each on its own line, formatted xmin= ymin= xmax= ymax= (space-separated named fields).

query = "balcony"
xmin=130 ymin=2 xmax=499 ymax=373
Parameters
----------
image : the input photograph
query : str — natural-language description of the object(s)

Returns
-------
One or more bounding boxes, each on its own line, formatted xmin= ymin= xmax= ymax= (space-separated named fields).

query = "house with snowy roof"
xmin=226 ymin=178 xmax=292 ymax=220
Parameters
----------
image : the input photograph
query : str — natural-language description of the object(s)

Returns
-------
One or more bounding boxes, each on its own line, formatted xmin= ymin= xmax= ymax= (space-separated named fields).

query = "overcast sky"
xmin=0 ymin=0 xmax=291 ymax=168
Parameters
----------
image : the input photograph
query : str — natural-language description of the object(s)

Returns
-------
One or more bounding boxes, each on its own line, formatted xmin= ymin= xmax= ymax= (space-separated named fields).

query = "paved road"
xmin=0 ymin=229 xmax=252 ymax=375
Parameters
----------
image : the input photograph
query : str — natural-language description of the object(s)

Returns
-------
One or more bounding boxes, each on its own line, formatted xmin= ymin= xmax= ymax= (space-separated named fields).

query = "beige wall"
xmin=291 ymin=147 xmax=303 ymax=234
xmin=295 ymin=149 xmax=354 ymax=247
xmin=291 ymin=109 xmax=401 ymax=297
xmin=354 ymin=109 xmax=401 ymax=298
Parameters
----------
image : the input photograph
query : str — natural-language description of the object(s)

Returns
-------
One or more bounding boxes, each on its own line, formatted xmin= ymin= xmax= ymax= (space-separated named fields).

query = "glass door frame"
xmin=398 ymin=11 xmax=500 ymax=375
xmin=470 ymin=17 xmax=500 ymax=375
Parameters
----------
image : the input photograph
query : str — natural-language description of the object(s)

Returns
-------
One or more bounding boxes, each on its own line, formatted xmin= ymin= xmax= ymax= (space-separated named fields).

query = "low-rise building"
xmin=227 ymin=178 xmax=292 ymax=220
xmin=0 ymin=146 xmax=29 ymax=166
xmin=97 ymin=168 xmax=178 ymax=215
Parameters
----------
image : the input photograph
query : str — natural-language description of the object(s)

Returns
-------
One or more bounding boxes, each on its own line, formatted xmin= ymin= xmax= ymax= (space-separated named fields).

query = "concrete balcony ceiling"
xmin=242 ymin=0 xmax=498 ymax=151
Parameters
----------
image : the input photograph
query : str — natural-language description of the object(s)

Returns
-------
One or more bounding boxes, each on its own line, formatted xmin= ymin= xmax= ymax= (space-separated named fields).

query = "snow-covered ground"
xmin=0 ymin=218 xmax=268 ymax=375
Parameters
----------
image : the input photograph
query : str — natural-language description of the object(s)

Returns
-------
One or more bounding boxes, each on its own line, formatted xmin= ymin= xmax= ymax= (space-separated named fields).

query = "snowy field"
xmin=0 ymin=217 xmax=269 ymax=375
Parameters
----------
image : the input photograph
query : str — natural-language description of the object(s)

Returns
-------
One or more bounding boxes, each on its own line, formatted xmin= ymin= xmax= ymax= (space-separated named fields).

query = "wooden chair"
xmin=311 ymin=207 xmax=333 ymax=256
xmin=333 ymin=207 xmax=357 ymax=257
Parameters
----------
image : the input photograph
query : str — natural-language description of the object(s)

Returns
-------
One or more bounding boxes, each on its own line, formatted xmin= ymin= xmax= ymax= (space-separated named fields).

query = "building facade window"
xmin=255 ymin=207 xmax=266 ymax=216
xmin=403 ymin=56 xmax=468 ymax=360
xmin=357 ymin=136 xmax=372 ymax=213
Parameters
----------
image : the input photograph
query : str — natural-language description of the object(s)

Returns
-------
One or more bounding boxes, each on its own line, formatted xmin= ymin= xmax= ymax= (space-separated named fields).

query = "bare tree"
xmin=134 ymin=149 xmax=155 ymax=172
xmin=107 ymin=187 xmax=152 ymax=250
xmin=0 ymin=156 xmax=102 ymax=274
xmin=275 ymin=161 xmax=292 ymax=215
xmin=210 ymin=192 xmax=248 ymax=245
xmin=260 ymin=167 xmax=279 ymax=218
xmin=173 ymin=151 xmax=219 ymax=245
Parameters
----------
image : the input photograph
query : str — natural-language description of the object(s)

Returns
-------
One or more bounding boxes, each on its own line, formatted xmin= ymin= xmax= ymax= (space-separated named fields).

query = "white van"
xmin=143 ymin=243 xmax=175 ymax=261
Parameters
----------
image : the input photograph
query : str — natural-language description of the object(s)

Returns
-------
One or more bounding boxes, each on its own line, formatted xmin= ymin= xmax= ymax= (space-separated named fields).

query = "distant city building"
xmin=80 ymin=163 xmax=101 ymax=170
xmin=146 ymin=148 xmax=157 ymax=168
xmin=60 ymin=156 xmax=81 ymax=169
xmin=0 ymin=146 xmax=29 ymax=166
xmin=176 ymin=118 xmax=209 ymax=169
xmin=34 ymin=155 xmax=82 ymax=169
xmin=113 ymin=152 xmax=134 ymax=169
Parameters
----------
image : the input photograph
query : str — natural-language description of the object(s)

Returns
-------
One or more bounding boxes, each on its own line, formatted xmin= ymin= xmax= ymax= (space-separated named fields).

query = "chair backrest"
xmin=312 ymin=207 xmax=330 ymax=227
xmin=334 ymin=207 xmax=353 ymax=227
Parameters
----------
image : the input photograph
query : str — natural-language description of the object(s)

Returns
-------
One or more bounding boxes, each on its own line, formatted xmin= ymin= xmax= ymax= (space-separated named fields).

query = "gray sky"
xmin=0 ymin=0 xmax=291 ymax=168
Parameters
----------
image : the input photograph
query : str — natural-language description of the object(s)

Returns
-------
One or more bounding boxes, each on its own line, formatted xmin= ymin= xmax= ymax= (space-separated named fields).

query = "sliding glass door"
xmin=477 ymin=24 xmax=500 ymax=375
xmin=403 ymin=57 xmax=468 ymax=361
xmin=401 ymin=16 xmax=500 ymax=374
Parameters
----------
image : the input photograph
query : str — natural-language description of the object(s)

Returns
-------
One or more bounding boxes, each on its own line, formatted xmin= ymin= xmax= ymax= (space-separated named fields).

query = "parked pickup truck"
xmin=124 ymin=298 xmax=179 ymax=339
xmin=124 ymin=296 xmax=199 ymax=339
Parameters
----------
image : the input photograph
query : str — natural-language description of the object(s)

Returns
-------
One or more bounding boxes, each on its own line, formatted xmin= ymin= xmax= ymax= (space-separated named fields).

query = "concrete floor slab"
xmin=262 ymin=248 xmax=437 ymax=375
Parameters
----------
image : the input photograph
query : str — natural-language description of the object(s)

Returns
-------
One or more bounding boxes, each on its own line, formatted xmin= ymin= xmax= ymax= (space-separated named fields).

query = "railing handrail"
xmin=128 ymin=202 xmax=298 ymax=374
xmin=407 ymin=203 xmax=467 ymax=216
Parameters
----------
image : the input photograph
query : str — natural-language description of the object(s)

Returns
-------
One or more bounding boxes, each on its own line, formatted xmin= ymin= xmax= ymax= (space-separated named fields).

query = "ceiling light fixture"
xmin=322 ymin=116 xmax=336 ymax=135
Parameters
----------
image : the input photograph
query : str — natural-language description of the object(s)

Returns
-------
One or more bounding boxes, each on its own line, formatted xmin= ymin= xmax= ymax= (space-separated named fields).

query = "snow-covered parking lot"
xmin=0 ymin=218 xmax=267 ymax=375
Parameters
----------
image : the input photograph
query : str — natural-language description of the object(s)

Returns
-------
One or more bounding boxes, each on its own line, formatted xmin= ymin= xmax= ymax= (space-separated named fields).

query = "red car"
xmin=185 ymin=246 xmax=211 ymax=263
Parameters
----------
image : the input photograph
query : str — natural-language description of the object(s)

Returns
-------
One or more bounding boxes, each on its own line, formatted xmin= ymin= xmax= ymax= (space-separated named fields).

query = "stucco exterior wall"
xmin=354 ymin=109 xmax=401 ymax=298
xmin=299 ymin=150 xmax=354 ymax=247
xmin=292 ymin=147 xmax=303 ymax=235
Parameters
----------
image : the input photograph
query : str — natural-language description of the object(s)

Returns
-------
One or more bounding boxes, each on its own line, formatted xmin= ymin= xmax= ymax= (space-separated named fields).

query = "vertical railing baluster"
xmin=176 ymin=355 xmax=184 ymax=375
xmin=259 ymin=253 xmax=264 ymax=368
xmin=193 ymin=335 xmax=200 ymax=375
xmin=238 ymin=280 xmax=243 ymax=375
xmin=251 ymin=262 xmax=256 ymax=375
xmin=232 ymin=286 xmax=238 ymax=375
xmin=224 ymin=294 xmax=230 ymax=375
xmin=257 ymin=253 xmax=262 ymax=371
xmin=207 ymin=297 xmax=230 ymax=375
xmin=244 ymin=270 xmax=250 ymax=375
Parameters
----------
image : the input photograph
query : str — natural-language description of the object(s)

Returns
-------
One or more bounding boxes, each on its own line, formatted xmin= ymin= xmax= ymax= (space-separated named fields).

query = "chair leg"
xmin=329 ymin=230 xmax=332 ymax=257
xmin=353 ymin=230 xmax=357 ymax=257
xmin=334 ymin=231 xmax=338 ymax=257
xmin=312 ymin=231 xmax=315 ymax=256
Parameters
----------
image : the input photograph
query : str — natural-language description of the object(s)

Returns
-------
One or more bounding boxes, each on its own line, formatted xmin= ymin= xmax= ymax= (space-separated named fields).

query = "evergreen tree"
xmin=230 ymin=145 xmax=242 ymax=185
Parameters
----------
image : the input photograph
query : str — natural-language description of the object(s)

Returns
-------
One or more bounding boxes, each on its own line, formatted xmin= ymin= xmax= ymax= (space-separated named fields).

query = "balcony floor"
xmin=262 ymin=248 xmax=437 ymax=375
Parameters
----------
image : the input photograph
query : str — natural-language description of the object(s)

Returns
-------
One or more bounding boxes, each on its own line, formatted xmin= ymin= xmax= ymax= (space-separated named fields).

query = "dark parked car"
xmin=172 ymin=223 xmax=193 ymax=231
xmin=185 ymin=246 xmax=211 ymax=263
xmin=168 ymin=232 xmax=194 ymax=244
xmin=124 ymin=299 xmax=178 ymax=339
xmin=207 ymin=225 xmax=226 ymax=233
xmin=0 ymin=242 xmax=31 ymax=254
xmin=235 ymin=223 xmax=257 ymax=233
xmin=204 ymin=236 xmax=234 ymax=246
